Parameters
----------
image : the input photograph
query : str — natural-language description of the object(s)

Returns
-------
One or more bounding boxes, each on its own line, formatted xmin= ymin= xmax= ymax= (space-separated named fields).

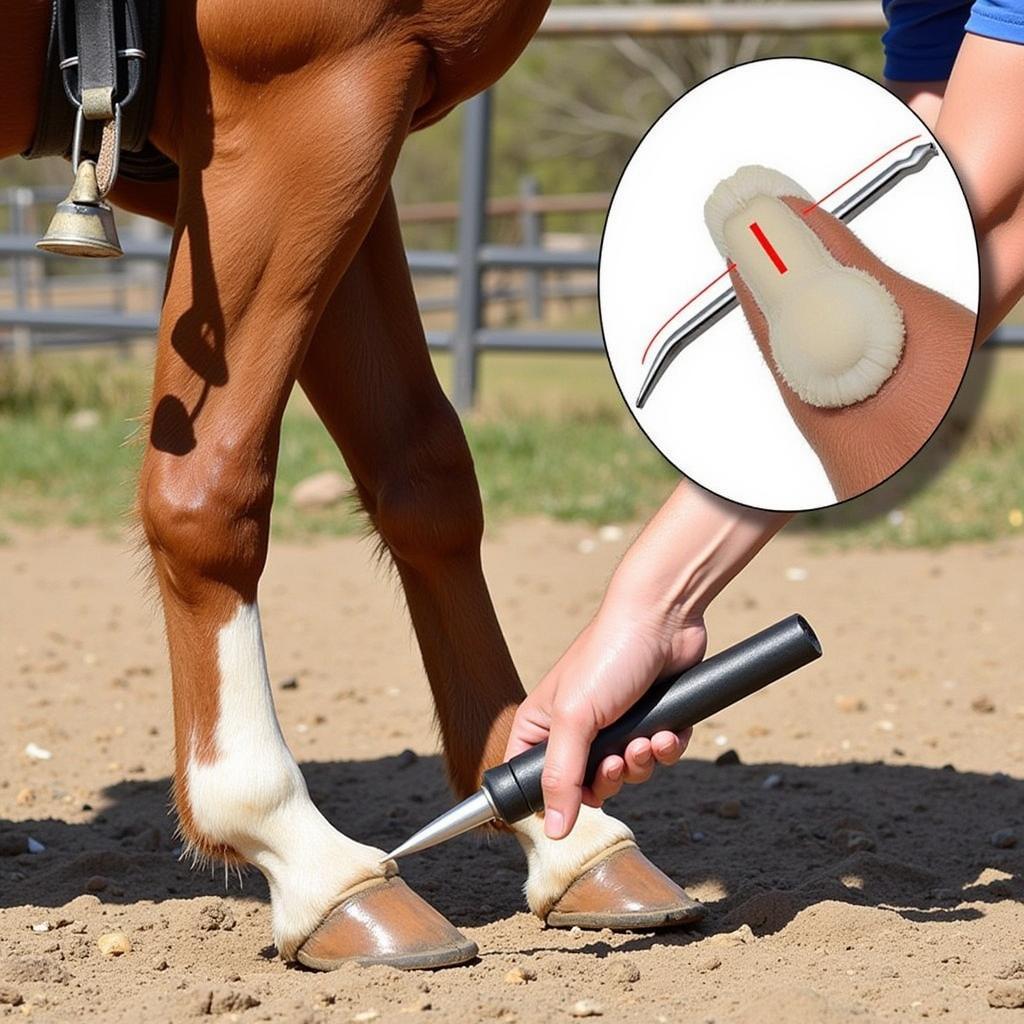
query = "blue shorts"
xmin=883 ymin=0 xmax=1024 ymax=80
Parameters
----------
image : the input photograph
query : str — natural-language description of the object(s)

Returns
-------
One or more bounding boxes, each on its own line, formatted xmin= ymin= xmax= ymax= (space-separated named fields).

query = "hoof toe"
xmin=295 ymin=878 xmax=477 ymax=971
xmin=545 ymin=845 xmax=705 ymax=931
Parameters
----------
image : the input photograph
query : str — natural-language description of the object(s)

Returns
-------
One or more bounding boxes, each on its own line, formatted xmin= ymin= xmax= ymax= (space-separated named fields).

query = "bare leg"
xmin=933 ymin=34 xmax=1024 ymax=340
xmin=883 ymin=79 xmax=947 ymax=130
xmin=138 ymin=38 xmax=472 ymax=967
xmin=299 ymin=193 xmax=703 ymax=928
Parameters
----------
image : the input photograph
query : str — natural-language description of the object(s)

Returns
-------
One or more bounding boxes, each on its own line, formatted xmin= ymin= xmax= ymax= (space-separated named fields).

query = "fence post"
xmin=519 ymin=175 xmax=543 ymax=322
xmin=11 ymin=188 xmax=34 ymax=365
xmin=452 ymin=89 xmax=492 ymax=411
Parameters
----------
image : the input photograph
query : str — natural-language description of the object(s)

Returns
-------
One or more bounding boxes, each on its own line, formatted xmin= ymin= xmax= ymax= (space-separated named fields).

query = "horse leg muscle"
xmin=139 ymin=43 xmax=471 ymax=965
xmin=298 ymin=193 xmax=673 ymax=922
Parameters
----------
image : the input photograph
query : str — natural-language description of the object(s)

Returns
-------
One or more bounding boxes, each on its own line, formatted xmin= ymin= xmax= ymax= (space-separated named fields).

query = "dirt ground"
xmin=1 ymin=521 xmax=1022 ymax=1023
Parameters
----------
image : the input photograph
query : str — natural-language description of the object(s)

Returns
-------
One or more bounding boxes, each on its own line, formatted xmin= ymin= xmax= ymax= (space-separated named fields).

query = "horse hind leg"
xmin=298 ymin=192 xmax=705 ymax=933
xmin=140 ymin=42 xmax=473 ymax=968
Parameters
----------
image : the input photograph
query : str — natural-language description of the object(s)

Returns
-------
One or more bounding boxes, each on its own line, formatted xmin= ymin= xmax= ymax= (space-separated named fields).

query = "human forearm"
xmin=603 ymin=480 xmax=789 ymax=627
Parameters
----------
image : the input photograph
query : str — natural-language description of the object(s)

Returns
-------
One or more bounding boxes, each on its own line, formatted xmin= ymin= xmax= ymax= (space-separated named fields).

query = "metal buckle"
xmin=58 ymin=47 xmax=147 ymax=71
xmin=71 ymin=102 xmax=122 ymax=194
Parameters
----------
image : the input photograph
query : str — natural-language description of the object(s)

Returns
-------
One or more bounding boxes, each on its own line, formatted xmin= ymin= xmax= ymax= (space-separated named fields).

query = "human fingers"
xmin=589 ymin=754 xmax=626 ymax=803
xmin=541 ymin=705 xmax=597 ymax=839
xmin=621 ymin=737 xmax=656 ymax=785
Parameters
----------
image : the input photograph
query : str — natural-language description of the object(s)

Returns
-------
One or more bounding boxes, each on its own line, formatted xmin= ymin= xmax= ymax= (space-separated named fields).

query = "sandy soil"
xmin=1 ymin=521 xmax=1022 ymax=1023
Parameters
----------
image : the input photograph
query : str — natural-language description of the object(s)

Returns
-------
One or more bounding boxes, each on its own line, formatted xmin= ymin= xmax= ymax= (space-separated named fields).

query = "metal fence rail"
xmin=2 ymin=3 xmax=1018 ymax=408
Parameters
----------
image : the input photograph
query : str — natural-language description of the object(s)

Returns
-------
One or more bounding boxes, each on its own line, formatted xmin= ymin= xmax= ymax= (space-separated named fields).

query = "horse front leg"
xmin=300 ymin=193 xmax=704 ymax=931
xmin=139 ymin=43 xmax=474 ymax=969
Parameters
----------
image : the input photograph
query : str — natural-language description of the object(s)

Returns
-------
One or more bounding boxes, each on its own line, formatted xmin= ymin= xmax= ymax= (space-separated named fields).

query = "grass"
xmin=1 ymin=346 xmax=1023 ymax=549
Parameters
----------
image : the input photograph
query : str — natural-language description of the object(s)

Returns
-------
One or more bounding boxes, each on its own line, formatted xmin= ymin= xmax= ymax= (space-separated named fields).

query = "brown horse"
xmin=4 ymin=0 xmax=703 ymax=969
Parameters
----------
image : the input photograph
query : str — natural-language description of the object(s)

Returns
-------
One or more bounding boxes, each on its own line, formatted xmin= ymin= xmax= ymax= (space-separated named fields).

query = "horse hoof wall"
xmin=295 ymin=877 xmax=478 ymax=971
xmin=544 ymin=845 xmax=705 ymax=931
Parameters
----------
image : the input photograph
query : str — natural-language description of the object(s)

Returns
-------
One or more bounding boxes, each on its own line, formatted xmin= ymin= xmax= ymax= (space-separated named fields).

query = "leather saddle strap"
xmin=76 ymin=0 xmax=119 ymax=120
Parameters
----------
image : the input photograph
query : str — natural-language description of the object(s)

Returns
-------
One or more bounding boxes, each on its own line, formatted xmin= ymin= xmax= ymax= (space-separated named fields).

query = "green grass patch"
xmin=1 ymin=347 xmax=1023 ymax=549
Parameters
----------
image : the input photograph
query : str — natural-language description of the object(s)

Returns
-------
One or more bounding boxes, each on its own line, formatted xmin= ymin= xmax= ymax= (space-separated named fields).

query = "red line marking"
xmin=639 ymin=133 xmax=925 ymax=363
xmin=641 ymin=262 xmax=736 ymax=364
xmin=801 ymin=133 xmax=922 ymax=216
xmin=748 ymin=221 xmax=787 ymax=274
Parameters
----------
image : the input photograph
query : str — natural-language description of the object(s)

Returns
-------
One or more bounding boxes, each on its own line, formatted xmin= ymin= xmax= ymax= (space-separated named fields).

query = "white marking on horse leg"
xmin=512 ymin=805 xmax=635 ymax=917
xmin=186 ymin=602 xmax=392 ymax=960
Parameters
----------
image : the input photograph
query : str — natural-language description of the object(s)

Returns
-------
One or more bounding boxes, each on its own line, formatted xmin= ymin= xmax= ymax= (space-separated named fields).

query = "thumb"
xmin=541 ymin=710 xmax=595 ymax=840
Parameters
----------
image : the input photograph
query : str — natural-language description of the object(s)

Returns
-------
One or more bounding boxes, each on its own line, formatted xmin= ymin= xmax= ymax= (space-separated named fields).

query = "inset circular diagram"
xmin=600 ymin=58 xmax=978 ymax=512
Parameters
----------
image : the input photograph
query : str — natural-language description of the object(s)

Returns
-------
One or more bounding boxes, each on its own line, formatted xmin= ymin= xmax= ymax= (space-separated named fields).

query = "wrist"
xmin=601 ymin=553 xmax=707 ymax=634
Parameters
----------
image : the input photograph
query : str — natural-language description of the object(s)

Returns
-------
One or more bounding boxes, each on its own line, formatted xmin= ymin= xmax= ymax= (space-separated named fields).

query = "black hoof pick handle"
xmin=384 ymin=614 xmax=821 ymax=861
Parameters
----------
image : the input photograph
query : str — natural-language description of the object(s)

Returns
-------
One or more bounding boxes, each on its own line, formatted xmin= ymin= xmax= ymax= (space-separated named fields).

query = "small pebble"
xmin=504 ymin=966 xmax=536 ymax=985
xmin=597 ymin=525 xmax=623 ymax=543
xmin=577 ymin=538 xmax=597 ymax=555
xmin=291 ymin=470 xmax=348 ymax=510
xmin=569 ymin=926 xmax=583 ymax=937
xmin=353 ymin=1012 xmax=380 ymax=1023
xmin=150 ymin=958 xmax=169 ymax=971
xmin=396 ymin=749 xmax=418 ymax=769
xmin=991 ymin=829 xmax=1018 ymax=850
xmin=835 ymin=695 xmax=867 ymax=713
xmin=710 ymin=924 xmax=754 ymax=946
xmin=97 ymin=931 xmax=131 ymax=956
xmin=988 ymin=982 xmax=1024 ymax=1009
xmin=761 ymin=773 xmax=784 ymax=790
xmin=784 ymin=567 xmax=809 ymax=582
xmin=24 ymin=742 xmax=52 ymax=761
xmin=26 ymin=837 xmax=45 ymax=854
xmin=0 ymin=986 xmax=23 ymax=1007
xmin=715 ymin=749 xmax=741 ymax=766
xmin=717 ymin=800 xmax=741 ymax=819
xmin=85 ymin=876 xmax=109 ymax=893
xmin=611 ymin=960 xmax=640 ymax=984
xmin=31 ymin=921 xmax=51 ymax=933
xmin=15 ymin=787 xmax=35 ymax=806
xmin=197 ymin=902 xmax=236 ymax=931
xmin=67 ymin=408 xmax=101 ymax=431
xmin=971 ymin=695 xmax=996 ymax=714
xmin=570 ymin=999 xmax=604 ymax=1017
xmin=847 ymin=832 xmax=876 ymax=853
xmin=697 ymin=954 xmax=722 ymax=973
xmin=279 ymin=677 xmax=299 ymax=690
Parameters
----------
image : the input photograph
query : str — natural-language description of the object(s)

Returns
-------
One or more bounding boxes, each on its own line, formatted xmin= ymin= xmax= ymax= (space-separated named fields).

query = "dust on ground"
xmin=1 ymin=521 xmax=1022 ymax=1022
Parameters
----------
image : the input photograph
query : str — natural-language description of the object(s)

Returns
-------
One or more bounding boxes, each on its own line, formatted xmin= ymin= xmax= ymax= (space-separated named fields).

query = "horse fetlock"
xmin=512 ymin=805 xmax=635 ymax=917
xmin=180 ymin=601 xmax=392 ymax=958
xmin=188 ymin=758 xmax=392 ymax=958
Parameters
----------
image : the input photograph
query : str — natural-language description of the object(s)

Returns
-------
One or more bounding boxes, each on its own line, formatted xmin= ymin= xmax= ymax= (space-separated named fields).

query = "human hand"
xmin=505 ymin=600 xmax=708 ymax=839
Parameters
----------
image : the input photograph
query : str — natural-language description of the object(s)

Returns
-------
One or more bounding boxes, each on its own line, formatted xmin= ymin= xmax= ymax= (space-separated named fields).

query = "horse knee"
xmin=139 ymin=441 xmax=273 ymax=600
xmin=373 ymin=406 xmax=483 ymax=569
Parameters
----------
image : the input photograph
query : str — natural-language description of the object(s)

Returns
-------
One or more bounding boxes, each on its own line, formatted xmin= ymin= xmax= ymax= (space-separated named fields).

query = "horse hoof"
xmin=295 ymin=877 xmax=478 ymax=971
xmin=544 ymin=845 xmax=705 ymax=931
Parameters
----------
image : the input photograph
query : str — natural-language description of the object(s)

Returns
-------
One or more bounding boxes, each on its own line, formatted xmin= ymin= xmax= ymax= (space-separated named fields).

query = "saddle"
xmin=23 ymin=0 xmax=177 ymax=182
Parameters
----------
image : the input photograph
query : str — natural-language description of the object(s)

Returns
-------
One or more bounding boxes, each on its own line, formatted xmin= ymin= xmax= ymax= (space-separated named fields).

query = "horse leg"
xmin=299 ymin=192 xmax=704 ymax=931
xmin=139 ymin=45 xmax=474 ymax=968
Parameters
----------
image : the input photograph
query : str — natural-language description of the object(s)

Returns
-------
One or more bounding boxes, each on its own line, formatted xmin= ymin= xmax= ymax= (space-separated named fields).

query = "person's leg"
xmin=299 ymin=191 xmax=704 ymax=930
xmin=880 ymin=0 xmax=969 ymax=128
xmin=934 ymin=33 xmax=1024 ymax=340
xmin=883 ymin=80 xmax=947 ymax=128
